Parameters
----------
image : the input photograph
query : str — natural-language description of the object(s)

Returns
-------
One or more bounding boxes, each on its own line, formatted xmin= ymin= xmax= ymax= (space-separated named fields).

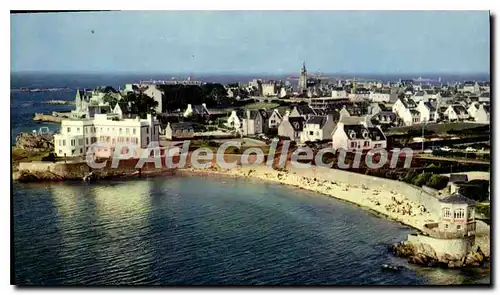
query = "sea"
xmin=11 ymin=73 xmax=491 ymax=285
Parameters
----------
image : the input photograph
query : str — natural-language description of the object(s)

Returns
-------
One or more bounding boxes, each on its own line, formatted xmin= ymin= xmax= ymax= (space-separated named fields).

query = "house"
xmin=479 ymin=92 xmax=490 ymax=103
xmin=412 ymin=91 xmax=428 ymax=103
xmin=299 ymin=113 xmax=339 ymax=143
xmin=417 ymin=101 xmax=437 ymax=123
xmin=241 ymin=109 xmax=269 ymax=136
xmin=371 ymin=111 xmax=397 ymax=127
xmin=278 ymin=115 xmax=305 ymax=142
xmin=468 ymin=103 xmax=490 ymax=123
xmin=478 ymin=82 xmax=490 ymax=93
xmin=444 ymin=105 xmax=469 ymax=121
xmin=331 ymin=87 xmax=348 ymax=99
xmin=184 ymin=103 xmax=210 ymax=118
xmin=436 ymin=92 xmax=453 ymax=106
xmin=392 ymin=98 xmax=420 ymax=126
xmin=461 ymin=81 xmax=480 ymax=94
xmin=331 ymin=121 xmax=387 ymax=151
xmin=164 ymin=122 xmax=196 ymax=140
xmin=289 ymin=104 xmax=316 ymax=120
xmin=262 ymin=82 xmax=278 ymax=97
xmin=392 ymin=98 xmax=417 ymax=115
xmin=425 ymin=90 xmax=438 ymax=100
xmin=348 ymin=88 xmax=370 ymax=101
xmin=142 ymin=84 xmax=166 ymax=113
xmin=54 ymin=113 xmax=160 ymax=158
xmin=268 ymin=108 xmax=284 ymax=129
xmin=369 ymin=88 xmax=396 ymax=103
xmin=368 ymin=103 xmax=388 ymax=116
xmin=225 ymin=110 xmax=243 ymax=130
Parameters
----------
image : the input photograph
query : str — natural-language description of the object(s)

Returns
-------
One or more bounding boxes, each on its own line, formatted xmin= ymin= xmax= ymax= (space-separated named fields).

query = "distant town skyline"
xmin=11 ymin=11 xmax=490 ymax=75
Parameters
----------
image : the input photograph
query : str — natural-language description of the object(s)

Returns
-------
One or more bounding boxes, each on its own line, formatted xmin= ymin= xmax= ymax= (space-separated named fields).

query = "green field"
xmin=243 ymin=102 xmax=280 ymax=110
xmin=387 ymin=122 xmax=489 ymax=135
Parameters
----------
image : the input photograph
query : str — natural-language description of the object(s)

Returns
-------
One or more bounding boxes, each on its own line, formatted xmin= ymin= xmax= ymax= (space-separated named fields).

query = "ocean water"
xmin=12 ymin=176 xmax=490 ymax=285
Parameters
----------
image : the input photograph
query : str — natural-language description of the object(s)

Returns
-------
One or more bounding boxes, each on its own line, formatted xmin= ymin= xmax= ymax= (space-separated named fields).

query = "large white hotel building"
xmin=54 ymin=113 xmax=161 ymax=159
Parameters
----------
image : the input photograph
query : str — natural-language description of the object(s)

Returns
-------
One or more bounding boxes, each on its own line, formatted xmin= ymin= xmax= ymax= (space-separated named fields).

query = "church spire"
xmin=301 ymin=61 xmax=307 ymax=73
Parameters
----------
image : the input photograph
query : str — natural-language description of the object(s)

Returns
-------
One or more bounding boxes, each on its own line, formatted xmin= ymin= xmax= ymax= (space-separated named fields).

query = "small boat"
xmin=381 ymin=264 xmax=401 ymax=271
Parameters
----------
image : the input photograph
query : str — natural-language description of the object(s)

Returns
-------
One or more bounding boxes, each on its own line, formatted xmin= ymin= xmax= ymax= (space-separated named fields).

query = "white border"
xmin=4 ymin=1 xmax=495 ymax=293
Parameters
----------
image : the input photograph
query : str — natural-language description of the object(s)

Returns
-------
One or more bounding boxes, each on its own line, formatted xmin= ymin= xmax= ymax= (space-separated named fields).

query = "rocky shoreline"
xmin=33 ymin=113 xmax=63 ymax=123
xmin=391 ymin=241 xmax=488 ymax=269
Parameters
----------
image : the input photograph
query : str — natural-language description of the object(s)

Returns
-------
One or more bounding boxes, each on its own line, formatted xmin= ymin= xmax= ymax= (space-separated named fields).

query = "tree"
xmin=118 ymin=92 xmax=158 ymax=119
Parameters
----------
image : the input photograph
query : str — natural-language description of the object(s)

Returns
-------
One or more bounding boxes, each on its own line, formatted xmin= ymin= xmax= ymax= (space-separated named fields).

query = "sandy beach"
xmin=179 ymin=165 xmax=490 ymax=256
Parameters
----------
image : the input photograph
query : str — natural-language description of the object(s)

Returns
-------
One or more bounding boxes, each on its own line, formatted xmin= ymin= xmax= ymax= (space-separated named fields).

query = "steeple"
xmin=301 ymin=61 xmax=307 ymax=73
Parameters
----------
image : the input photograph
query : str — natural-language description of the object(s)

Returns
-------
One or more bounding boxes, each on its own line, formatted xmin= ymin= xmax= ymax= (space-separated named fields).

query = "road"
xmin=415 ymin=154 xmax=490 ymax=165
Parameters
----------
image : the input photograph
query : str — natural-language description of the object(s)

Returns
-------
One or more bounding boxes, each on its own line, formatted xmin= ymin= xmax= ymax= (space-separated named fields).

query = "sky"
xmin=11 ymin=11 xmax=490 ymax=75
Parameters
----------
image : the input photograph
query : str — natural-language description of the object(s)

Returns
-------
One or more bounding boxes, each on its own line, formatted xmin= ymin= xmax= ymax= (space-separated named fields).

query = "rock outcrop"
xmin=33 ymin=113 xmax=63 ymax=123
xmin=391 ymin=242 xmax=488 ymax=269
xmin=15 ymin=132 xmax=54 ymax=153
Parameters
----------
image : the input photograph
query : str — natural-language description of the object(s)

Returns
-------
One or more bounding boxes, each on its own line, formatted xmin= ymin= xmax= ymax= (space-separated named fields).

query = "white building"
xmin=142 ymin=84 xmax=166 ymax=113
xmin=299 ymin=114 xmax=337 ymax=143
xmin=225 ymin=110 xmax=243 ymax=130
xmin=268 ymin=109 xmax=283 ymax=129
xmin=392 ymin=98 xmax=420 ymax=126
xmin=54 ymin=112 xmax=160 ymax=158
xmin=417 ymin=101 xmax=437 ymax=123
xmin=369 ymin=89 xmax=396 ymax=103
xmin=331 ymin=87 xmax=348 ymax=99
xmin=444 ymin=105 xmax=469 ymax=121
xmin=331 ymin=122 xmax=387 ymax=151
xmin=468 ymin=103 xmax=490 ymax=124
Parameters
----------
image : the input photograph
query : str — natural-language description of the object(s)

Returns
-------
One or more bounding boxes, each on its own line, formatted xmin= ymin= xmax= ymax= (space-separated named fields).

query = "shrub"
xmin=426 ymin=175 xmax=449 ymax=190
xmin=413 ymin=172 xmax=432 ymax=187
xmin=402 ymin=170 xmax=418 ymax=184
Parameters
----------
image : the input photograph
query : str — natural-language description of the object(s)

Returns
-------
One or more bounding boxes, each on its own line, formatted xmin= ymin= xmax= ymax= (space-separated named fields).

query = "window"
xmin=309 ymin=131 xmax=314 ymax=136
xmin=468 ymin=209 xmax=473 ymax=219
xmin=86 ymin=138 xmax=89 ymax=145
xmin=71 ymin=139 xmax=75 ymax=147
xmin=77 ymin=128 xmax=80 ymax=132
xmin=351 ymin=142 xmax=356 ymax=148
xmin=445 ymin=224 xmax=449 ymax=229
xmin=58 ymin=150 xmax=62 ymax=154
xmin=454 ymin=208 xmax=465 ymax=219
xmin=62 ymin=140 xmax=66 ymax=146
xmin=374 ymin=144 xmax=382 ymax=148
xmin=364 ymin=141 xmax=370 ymax=147
xmin=80 ymin=148 xmax=83 ymax=154
xmin=126 ymin=128 xmax=129 ymax=134
xmin=146 ymin=137 xmax=150 ymax=145
xmin=443 ymin=207 xmax=451 ymax=218
xmin=119 ymin=128 xmax=122 ymax=134
xmin=67 ymin=127 xmax=71 ymax=133
xmin=146 ymin=128 xmax=149 ymax=134
xmin=133 ymin=128 xmax=136 ymax=135
xmin=457 ymin=225 xmax=461 ymax=230
xmin=79 ymin=139 xmax=83 ymax=145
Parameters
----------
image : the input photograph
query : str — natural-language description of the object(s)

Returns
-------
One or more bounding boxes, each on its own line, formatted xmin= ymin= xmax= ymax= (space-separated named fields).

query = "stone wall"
xmin=407 ymin=233 xmax=474 ymax=260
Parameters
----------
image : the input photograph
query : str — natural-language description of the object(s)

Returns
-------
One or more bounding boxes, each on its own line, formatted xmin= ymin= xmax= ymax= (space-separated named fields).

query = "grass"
xmin=387 ymin=122 xmax=489 ymax=135
xmin=11 ymin=147 xmax=51 ymax=172
xmin=243 ymin=102 xmax=280 ymax=110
